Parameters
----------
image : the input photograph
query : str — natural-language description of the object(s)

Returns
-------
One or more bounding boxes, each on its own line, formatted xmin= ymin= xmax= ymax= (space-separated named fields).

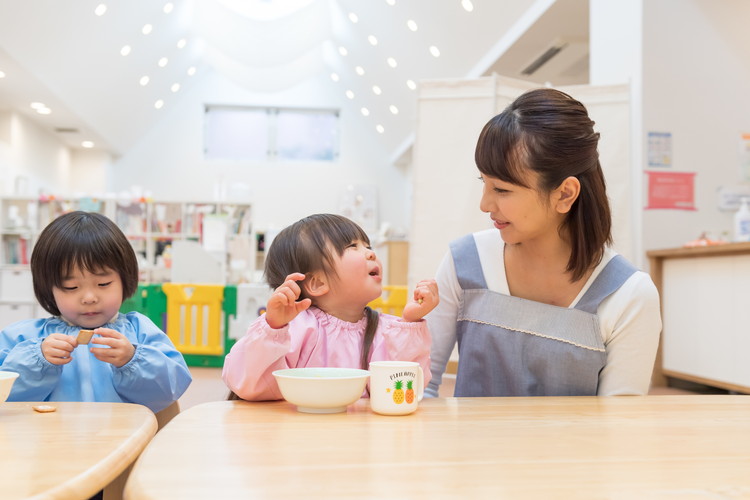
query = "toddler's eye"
xmin=98 ymin=281 xmax=113 ymax=287
xmin=63 ymin=286 xmax=77 ymax=291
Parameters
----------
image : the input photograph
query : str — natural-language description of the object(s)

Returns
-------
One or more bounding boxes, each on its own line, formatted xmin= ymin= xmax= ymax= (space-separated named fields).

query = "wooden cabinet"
xmin=375 ymin=240 xmax=409 ymax=286
xmin=648 ymin=243 xmax=750 ymax=393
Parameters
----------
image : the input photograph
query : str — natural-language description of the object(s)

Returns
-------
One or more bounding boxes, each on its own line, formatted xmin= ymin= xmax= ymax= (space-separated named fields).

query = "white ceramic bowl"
xmin=0 ymin=371 xmax=19 ymax=403
xmin=272 ymin=367 xmax=370 ymax=414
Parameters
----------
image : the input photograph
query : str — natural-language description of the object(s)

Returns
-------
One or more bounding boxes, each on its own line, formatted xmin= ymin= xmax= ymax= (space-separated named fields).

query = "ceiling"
xmin=0 ymin=0 xmax=588 ymax=161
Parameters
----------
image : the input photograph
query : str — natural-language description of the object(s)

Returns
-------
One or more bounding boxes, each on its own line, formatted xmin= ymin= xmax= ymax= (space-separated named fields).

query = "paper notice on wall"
xmin=646 ymin=171 xmax=696 ymax=210
xmin=647 ymin=131 xmax=672 ymax=168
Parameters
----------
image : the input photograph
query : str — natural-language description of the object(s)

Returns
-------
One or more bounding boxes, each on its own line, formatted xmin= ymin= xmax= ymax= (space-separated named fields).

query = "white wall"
xmin=108 ymin=70 xmax=412 ymax=236
xmin=0 ymin=111 xmax=71 ymax=197
xmin=641 ymin=0 xmax=750 ymax=252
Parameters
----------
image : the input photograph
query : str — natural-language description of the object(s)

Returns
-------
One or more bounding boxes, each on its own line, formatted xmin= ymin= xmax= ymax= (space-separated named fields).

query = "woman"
xmin=426 ymin=88 xmax=661 ymax=397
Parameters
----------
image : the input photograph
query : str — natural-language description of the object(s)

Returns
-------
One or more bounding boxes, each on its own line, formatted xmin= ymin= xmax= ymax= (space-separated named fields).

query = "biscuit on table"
xmin=32 ymin=405 xmax=57 ymax=413
xmin=76 ymin=329 xmax=95 ymax=345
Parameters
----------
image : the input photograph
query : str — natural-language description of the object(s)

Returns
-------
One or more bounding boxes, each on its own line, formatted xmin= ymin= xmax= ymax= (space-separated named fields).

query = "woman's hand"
xmin=41 ymin=333 xmax=76 ymax=365
xmin=265 ymin=273 xmax=312 ymax=329
xmin=402 ymin=279 xmax=439 ymax=322
xmin=88 ymin=328 xmax=136 ymax=368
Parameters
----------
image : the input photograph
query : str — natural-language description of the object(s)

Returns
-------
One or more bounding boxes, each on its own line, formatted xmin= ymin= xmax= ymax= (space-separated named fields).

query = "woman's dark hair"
xmin=31 ymin=211 xmax=139 ymax=316
xmin=264 ymin=213 xmax=379 ymax=370
xmin=475 ymin=87 xmax=612 ymax=281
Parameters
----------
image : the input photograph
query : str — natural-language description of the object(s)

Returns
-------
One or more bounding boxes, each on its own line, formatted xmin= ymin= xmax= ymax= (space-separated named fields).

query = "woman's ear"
xmin=303 ymin=272 xmax=329 ymax=297
xmin=553 ymin=176 xmax=581 ymax=214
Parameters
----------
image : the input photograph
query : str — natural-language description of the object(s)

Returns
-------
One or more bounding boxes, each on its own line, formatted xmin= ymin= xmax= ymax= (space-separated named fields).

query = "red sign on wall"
xmin=645 ymin=171 xmax=696 ymax=210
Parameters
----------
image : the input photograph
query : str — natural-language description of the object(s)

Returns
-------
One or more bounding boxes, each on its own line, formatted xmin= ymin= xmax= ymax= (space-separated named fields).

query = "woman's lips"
xmin=493 ymin=219 xmax=509 ymax=230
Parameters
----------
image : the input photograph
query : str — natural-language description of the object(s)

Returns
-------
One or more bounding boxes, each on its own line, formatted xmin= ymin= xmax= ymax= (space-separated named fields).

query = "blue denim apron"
xmin=451 ymin=234 xmax=636 ymax=396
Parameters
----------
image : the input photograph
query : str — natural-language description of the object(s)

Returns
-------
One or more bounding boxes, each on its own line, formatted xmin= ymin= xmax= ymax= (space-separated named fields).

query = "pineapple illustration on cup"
xmin=405 ymin=380 xmax=415 ymax=404
xmin=392 ymin=380 xmax=405 ymax=404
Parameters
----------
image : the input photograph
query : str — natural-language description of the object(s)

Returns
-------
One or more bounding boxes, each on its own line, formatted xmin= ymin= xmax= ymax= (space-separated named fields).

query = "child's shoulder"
xmin=1 ymin=316 xmax=59 ymax=338
xmin=113 ymin=311 xmax=161 ymax=331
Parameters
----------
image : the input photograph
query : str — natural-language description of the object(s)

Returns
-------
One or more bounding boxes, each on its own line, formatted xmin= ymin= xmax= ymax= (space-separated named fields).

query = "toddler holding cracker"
xmin=0 ymin=211 xmax=191 ymax=412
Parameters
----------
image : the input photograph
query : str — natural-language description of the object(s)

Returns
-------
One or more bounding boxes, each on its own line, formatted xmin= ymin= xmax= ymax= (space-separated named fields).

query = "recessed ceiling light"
xmin=406 ymin=79 xmax=417 ymax=90
xmin=462 ymin=0 xmax=474 ymax=12
xmin=372 ymin=85 xmax=382 ymax=95
xmin=407 ymin=20 xmax=418 ymax=31
xmin=331 ymin=73 xmax=340 ymax=82
xmin=36 ymin=107 xmax=52 ymax=115
xmin=376 ymin=124 xmax=385 ymax=134
xmin=187 ymin=66 xmax=196 ymax=76
xmin=345 ymin=90 xmax=355 ymax=99
xmin=177 ymin=38 xmax=187 ymax=49
xmin=355 ymin=66 xmax=365 ymax=76
xmin=360 ymin=107 xmax=370 ymax=117
xmin=368 ymin=35 xmax=378 ymax=46
xmin=389 ymin=105 xmax=399 ymax=114
xmin=170 ymin=83 xmax=180 ymax=92
xmin=140 ymin=76 xmax=150 ymax=86
xmin=348 ymin=12 xmax=358 ymax=23
xmin=81 ymin=141 xmax=95 ymax=148
xmin=387 ymin=57 xmax=397 ymax=68
xmin=142 ymin=24 xmax=153 ymax=35
xmin=94 ymin=4 xmax=107 ymax=16
xmin=338 ymin=46 xmax=348 ymax=56
xmin=158 ymin=57 xmax=169 ymax=67
xmin=120 ymin=45 xmax=131 ymax=56
xmin=429 ymin=46 xmax=441 ymax=57
xmin=30 ymin=102 xmax=45 ymax=109
xmin=154 ymin=99 xmax=164 ymax=109
xmin=163 ymin=2 xmax=174 ymax=14
xmin=0 ymin=71 xmax=6 ymax=79
xmin=385 ymin=0 xmax=395 ymax=5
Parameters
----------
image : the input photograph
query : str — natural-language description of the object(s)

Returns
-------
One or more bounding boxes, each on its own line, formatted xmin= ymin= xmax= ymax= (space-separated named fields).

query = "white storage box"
xmin=0 ymin=302 xmax=35 ymax=328
xmin=0 ymin=268 xmax=35 ymax=301
xmin=229 ymin=283 xmax=273 ymax=340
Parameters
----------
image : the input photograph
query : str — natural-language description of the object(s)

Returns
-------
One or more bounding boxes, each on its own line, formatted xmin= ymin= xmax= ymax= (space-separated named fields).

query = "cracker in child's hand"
xmin=77 ymin=329 xmax=95 ymax=345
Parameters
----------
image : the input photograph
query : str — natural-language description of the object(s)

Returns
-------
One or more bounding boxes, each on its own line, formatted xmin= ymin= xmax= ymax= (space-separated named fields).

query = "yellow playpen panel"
xmin=368 ymin=286 xmax=409 ymax=317
xmin=162 ymin=283 xmax=225 ymax=356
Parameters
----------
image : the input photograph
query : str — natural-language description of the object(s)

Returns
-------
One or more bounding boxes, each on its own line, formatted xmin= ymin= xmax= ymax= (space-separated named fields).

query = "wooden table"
xmin=1 ymin=401 xmax=157 ymax=500
xmin=125 ymin=396 xmax=750 ymax=499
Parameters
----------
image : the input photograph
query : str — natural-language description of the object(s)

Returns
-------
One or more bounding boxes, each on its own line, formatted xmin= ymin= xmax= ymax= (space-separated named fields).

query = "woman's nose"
xmin=479 ymin=186 xmax=492 ymax=213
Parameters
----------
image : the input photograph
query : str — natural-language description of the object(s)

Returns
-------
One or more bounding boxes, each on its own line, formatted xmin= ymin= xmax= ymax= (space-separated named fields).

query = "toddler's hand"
xmin=402 ymin=279 xmax=439 ymax=322
xmin=265 ymin=273 xmax=312 ymax=329
xmin=88 ymin=328 xmax=136 ymax=368
xmin=41 ymin=333 xmax=77 ymax=365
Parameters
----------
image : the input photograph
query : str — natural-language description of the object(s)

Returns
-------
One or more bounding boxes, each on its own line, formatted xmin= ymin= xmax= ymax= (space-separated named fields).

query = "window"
xmin=204 ymin=105 xmax=339 ymax=162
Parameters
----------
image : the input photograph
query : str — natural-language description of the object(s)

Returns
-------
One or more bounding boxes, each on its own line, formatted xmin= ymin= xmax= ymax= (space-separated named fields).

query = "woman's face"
xmin=478 ymin=172 xmax=564 ymax=246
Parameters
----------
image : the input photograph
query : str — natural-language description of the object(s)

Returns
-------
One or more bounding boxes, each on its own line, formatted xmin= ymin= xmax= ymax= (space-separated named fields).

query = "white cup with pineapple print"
xmin=369 ymin=360 xmax=424 ymax=415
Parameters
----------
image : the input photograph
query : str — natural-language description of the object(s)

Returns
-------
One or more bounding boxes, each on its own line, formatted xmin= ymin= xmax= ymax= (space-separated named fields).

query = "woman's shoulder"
xmin=599 ymin=249 xmax=659 ymax=302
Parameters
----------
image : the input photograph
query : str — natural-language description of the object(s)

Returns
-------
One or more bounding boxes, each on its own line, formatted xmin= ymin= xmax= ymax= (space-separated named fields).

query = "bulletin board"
xmin=409 ymin=75 xmax=635 ymax=286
